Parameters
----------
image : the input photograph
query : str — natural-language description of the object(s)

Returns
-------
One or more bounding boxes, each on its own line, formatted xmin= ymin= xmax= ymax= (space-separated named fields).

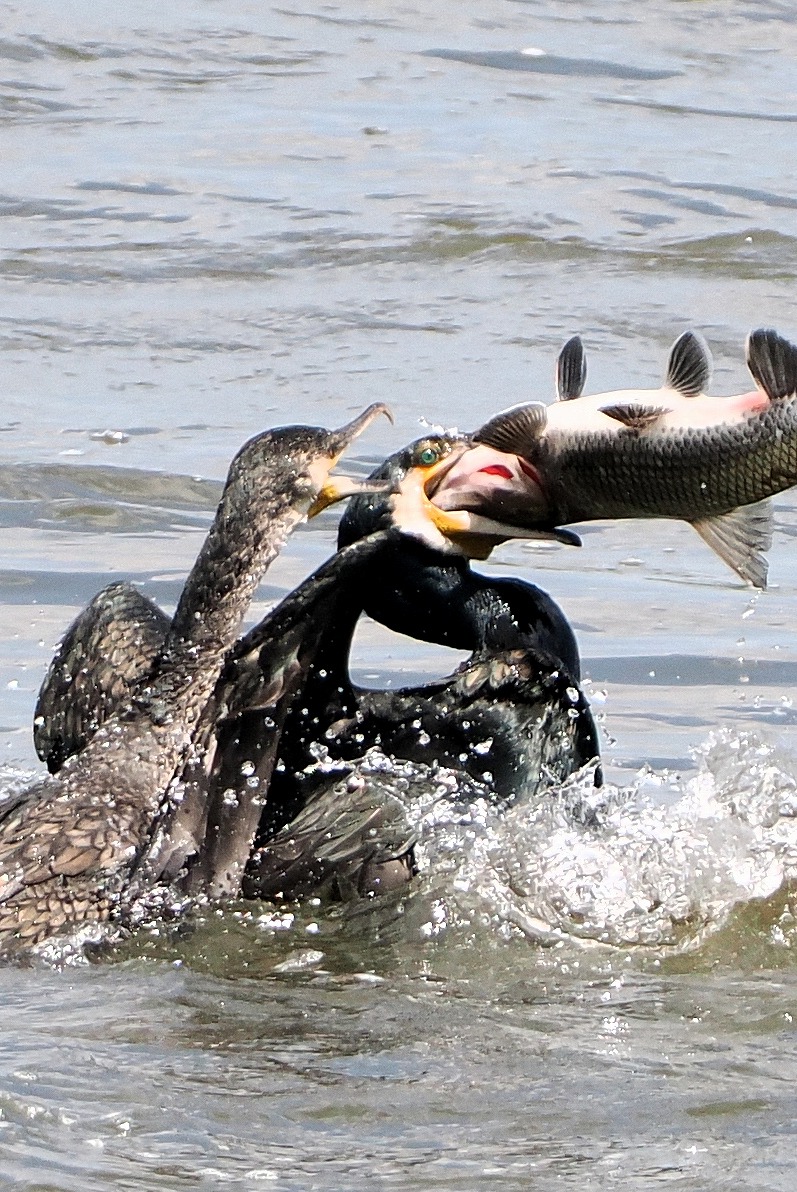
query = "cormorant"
xmin=31 ymin=429 xmax=599 ymax=911
xmin=0 ymin=404 xmax=388 ymax=956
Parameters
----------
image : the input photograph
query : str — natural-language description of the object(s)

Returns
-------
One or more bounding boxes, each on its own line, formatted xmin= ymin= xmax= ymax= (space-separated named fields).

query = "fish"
xmin=432 ymin=328 xmax=797 ymax=588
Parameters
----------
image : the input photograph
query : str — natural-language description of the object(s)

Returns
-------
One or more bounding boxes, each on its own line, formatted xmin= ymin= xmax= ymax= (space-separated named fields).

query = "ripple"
xmin=0 ymin=462 xmax=220 ymax=508
xmin=74 ymin=180 xmax=184 ymax=197
xmin=609 ymin=170 xmax=797 ymax=212
xmin=0 ymin=462 xmax=221 ymax=534
xmin=622 ymin=188 xmax=745 ymax=220
xmin=0 ymin=38 xmax=46 ymax=63
xmin=0 ymin=92 xmax=75 ymax=116
xmin=0 ymin=193 xmax=189 ymax=224
xmin=108 ymin=67 xmax=245 ymax=87
xmin=424 ymin=48 xmax=680 ymax=82
xmin=27 ymin=35 xmax=128 ymax=62
xmin=599 ymin=95 xmax=797 ymax=124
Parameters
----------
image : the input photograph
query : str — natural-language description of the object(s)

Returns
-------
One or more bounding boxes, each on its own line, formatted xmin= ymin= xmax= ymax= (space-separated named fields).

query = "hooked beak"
xmin=308 ymin=475 xmax=393 ymax=518
xmin=307 ymin=402 xmax=394 ymax=518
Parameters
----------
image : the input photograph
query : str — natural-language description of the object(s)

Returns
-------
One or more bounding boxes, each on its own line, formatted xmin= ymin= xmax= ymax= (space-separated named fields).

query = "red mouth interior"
xmin=478 ymin=464 xmax=514 ymax=479
xmin=430 ymin=445 xmax=548 ymax=527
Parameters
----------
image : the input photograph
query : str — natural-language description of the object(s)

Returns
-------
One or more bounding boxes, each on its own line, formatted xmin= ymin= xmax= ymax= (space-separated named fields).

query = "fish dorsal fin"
xmin=556 ymin=336 xmax=586 ymax=400
xmin=474 ymin=402 xmax=548 ymax=455
xmin=746 ymin=328 xmax=797 ymax=400
xmin=691 ymin=499 xmax=773 ymax=589
xmin=601 ymin=403 xmax=669 ymax=431
xmin=665 ymin=331 xmax=712 ymax=397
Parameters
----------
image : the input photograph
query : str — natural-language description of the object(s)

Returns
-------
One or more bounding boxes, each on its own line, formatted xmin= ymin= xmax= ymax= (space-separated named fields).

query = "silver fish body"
xmin=482 ymin=388 xmax=797 ymax=525
xmin=439 ymin=329 xmax=797 ymax=587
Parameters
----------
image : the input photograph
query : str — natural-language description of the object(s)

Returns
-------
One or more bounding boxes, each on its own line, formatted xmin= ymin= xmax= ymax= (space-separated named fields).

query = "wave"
xmin=1 ymin=219 xmax=795 ymax=286
xmin=0 ymin=462 xmax=220 ymax=535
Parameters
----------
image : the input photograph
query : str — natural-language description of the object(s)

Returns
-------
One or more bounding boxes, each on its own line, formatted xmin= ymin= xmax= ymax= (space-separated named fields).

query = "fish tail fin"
xmin=690 ymin=499 xmax=773 ymax=589
xmin=746 ymin=328 xmax=797 ymax=400
xmin=665 ymin=331 xmax=712 ymax=397
xmin=556 ymin=336 xmax=587 ymax=400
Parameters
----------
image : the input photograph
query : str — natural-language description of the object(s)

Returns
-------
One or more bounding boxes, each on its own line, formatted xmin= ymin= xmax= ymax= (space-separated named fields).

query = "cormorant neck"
xmin=353 ymin=536 xmax=487 ymax=651
xmin=359 ymin=536 xmax=582 ymax=676
xmin=148 ymin=481 xmax=305 ymax=723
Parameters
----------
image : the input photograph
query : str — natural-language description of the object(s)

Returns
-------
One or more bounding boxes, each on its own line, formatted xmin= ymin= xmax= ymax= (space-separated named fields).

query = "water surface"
xmin=2 ymin=2 xmax=797 ymax=1188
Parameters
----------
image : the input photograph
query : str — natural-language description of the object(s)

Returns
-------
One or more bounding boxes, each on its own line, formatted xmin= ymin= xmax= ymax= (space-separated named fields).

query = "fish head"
xmin=428 ymin=401 xmax=559 ymax=546
xmin=339 ymin=431 xmax=571 ymax=560
xmin=429 ymin=441 xmax=549 ymax=526
xmin=403 ymin=434 xmax=570 ymax=560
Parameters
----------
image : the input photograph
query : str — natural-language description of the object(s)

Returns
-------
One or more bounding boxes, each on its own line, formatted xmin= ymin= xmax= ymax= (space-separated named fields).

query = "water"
xmin=2 ymin=0 xmax=797 ymax=1186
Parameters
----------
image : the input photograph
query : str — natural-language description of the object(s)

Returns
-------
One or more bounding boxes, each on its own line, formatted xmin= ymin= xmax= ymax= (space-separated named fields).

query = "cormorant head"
xmin=339 ymin=431 xmax=578 ymax=559
xmin=226 ymin=403 xmax=393 ymax=521
xmin=306 ymin=403 xmax=395 ymax=516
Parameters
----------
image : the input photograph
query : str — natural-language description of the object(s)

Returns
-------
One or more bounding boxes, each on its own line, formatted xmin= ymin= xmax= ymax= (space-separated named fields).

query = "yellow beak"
xmin=307 ymin=402 xmax=394 ymax=517
xmin=307 ymin=476 xmax=391 ymax=518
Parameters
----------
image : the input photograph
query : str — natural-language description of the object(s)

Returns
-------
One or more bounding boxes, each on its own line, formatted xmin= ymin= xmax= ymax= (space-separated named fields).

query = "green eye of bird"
xmin=417 ymin=445 xmax=441 ymax=467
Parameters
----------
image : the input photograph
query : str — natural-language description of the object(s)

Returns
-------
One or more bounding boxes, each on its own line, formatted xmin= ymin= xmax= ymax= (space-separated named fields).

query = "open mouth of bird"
xmin=416 ymin=441 xmax=569 ymax=558
xmin=386 ymin=439 xmax=572 ymax=561
xmin=307 ymin=402 xmax=394 ymax=517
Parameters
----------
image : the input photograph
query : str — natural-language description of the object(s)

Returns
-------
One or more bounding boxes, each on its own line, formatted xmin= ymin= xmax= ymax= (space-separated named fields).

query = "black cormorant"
xmin=198 ymin=434 xmax=600 ymax=902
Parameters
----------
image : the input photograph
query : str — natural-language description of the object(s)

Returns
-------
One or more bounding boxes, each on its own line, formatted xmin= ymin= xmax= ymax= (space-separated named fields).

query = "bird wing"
xmin=34 ymin=582 xmax=170 ymax=773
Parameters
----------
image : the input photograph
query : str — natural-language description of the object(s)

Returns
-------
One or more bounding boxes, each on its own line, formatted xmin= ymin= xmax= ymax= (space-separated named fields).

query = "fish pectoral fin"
xmin=665 ymin=330 xmax=712 ymax=397
xmin=601 ymin=403 xmax=669 ymax=431
xmin=746 ymin=328 xmax=797 ymax=400
xmin=690 ymin=499 xmax=773 ymax=589
xmin=474 ymin=402 xmax=548 ymax=454
xmin=556 ymin=336 xmax=587 ymax=400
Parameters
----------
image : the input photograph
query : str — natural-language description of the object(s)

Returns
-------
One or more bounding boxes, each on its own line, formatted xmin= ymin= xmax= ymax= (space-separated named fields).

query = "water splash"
xmin=4 ymin=730 xmax=797 ymax=961
xmin=402 ymin=731 xmax=797 ymax=951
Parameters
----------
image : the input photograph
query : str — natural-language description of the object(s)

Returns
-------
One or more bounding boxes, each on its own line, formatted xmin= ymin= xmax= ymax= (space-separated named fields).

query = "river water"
xmin=1 ymin=1 xmax=797 ymax=1187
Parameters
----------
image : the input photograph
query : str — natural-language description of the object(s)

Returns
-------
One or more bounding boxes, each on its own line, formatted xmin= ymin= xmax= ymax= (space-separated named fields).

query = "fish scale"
xmin=541 ymin=405 xmax=797 ymax=523
xmin=472 ymin=328 xmax=797 ymax=588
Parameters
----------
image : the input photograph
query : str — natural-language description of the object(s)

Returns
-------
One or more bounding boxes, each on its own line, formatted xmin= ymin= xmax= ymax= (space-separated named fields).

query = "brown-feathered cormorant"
xmin=0 ymin=404 xmax=389 ymax=957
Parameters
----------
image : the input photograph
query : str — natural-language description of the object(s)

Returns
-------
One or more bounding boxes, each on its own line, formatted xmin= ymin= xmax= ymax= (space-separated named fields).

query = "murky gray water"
xmin=2 ymin=1 xmax=797 ymax=1187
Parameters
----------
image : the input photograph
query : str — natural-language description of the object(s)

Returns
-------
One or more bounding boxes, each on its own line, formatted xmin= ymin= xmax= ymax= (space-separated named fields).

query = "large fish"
xmin=433 ymin=328 xmax=797 ymax=587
